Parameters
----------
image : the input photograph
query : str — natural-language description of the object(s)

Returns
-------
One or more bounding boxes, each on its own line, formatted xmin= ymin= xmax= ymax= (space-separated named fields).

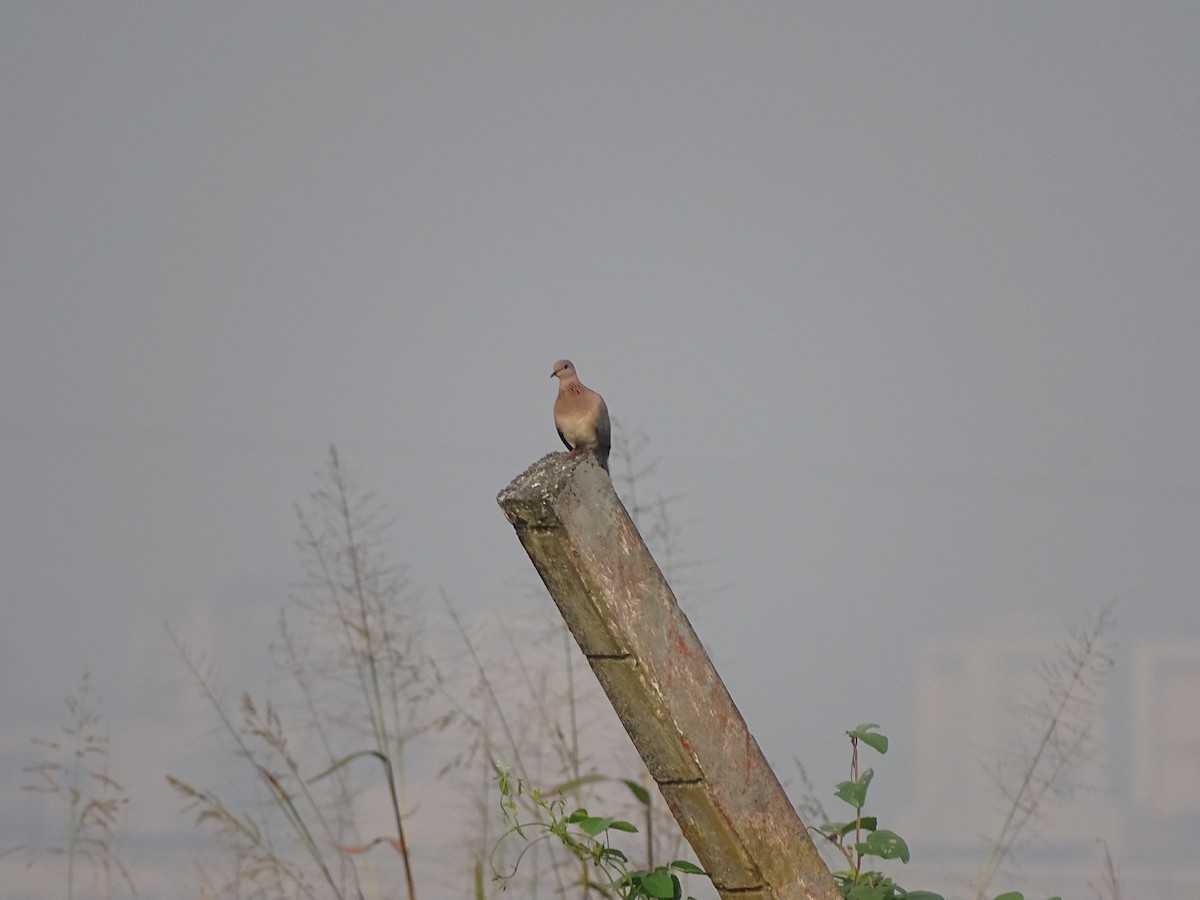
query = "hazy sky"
xmin=3 ymin=4 xmax=1199 ymax=897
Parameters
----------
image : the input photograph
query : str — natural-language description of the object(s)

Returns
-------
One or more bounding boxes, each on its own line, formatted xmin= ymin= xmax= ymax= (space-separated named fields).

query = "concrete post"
xmin=497 ymin=453 xmax=839 ymax=900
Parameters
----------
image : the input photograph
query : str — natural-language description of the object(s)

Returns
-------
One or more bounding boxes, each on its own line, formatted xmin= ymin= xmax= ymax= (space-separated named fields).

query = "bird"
xmin=551 ymin=359 xmax=611 ymax=472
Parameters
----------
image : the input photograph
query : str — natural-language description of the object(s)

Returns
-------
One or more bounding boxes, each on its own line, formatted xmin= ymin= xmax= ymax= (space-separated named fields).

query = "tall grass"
xmin=972 ymin=601 xmax=1116 ymax=899
xmin=166 ymin=435 xmax=696 ymax=898
xmin=23 ymin=667 xmax=137 ymax=899
xmin=167 ymin=447 xmax=431 ymax=900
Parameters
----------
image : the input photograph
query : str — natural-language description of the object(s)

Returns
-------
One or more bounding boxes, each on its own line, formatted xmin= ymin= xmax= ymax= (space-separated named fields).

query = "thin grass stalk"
xmin=442 ymin=593 xmax=528 ymax=779
xmin=560 ymin=626 xmax=588 ymax=899
xmin=310 ymin=450 xmax=417 ymax=899
xmin=66 ymin=738 xmax=79 ymax=900
xmin=564 ymin=626 xmax=581 ymax=788
xmin=444 ymin=595 xmax=581 ymax=898
xmin=168 ymin=629 xmax=346 ymax=900
xmin=972 ymin=603 xmax=1114 ymax=900
xmin=499 ymin=624 xmax=582 ymax=786
xmin=278 ymin=612 xmax=369 ymax=896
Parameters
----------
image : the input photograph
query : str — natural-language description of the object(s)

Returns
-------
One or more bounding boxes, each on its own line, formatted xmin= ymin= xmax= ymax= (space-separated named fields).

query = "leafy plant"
xmin=812 ymin=724 xmax=1065 ymax=900
xmin=813 ymin=724 xmax=931 ymax=900
xmin=492 ymin=766 xmax=704 ymax=899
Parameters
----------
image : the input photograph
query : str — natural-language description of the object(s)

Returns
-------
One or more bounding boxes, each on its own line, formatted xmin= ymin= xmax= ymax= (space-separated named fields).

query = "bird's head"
xmin=551 ymin=359 xmax=576 ymax=380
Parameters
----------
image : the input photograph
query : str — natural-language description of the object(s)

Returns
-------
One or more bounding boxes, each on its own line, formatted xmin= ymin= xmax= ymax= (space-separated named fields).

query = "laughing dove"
xmin=551 ymin=359 xmax=611 ymax=472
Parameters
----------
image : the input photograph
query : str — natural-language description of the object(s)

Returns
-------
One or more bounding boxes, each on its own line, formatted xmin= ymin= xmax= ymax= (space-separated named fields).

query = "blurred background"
xmin=3 ymin=4 xmax=1198 ymax=898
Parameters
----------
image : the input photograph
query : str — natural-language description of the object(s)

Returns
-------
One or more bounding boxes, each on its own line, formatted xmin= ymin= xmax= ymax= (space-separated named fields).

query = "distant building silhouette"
xmin=899 ymin=618 xmax=1200 ymax=899
xmin=1133 ymin=638 xmax=1200 ymax=814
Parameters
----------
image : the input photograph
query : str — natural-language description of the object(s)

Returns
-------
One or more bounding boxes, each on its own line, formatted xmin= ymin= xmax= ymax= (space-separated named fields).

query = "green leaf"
xmin=577 ymin=815 xmax=615 ymax=837
xmin=835 ymin=768 xmax=874 ymax=808
xmin=552 ymin=773 xmax=608 ymax=795
xmin=567 ymin=808 xmax=589 ymax=823
xmin=821 ymin=817 xmax=877 ymax=838
xmin=669 ymin=859 xmax=705 ymax=875
xmin=990 ymin=893 xmax=1024 ymax=900
xmin=621 ymin=778 xmax=652 ymax=805
xmin=308 ymin=748 xmax=387 ymax=783
xmin=856 ymin=829 xmax=910 ymax=863
xmin=848 ymin=724 xmax=889 ymax=755
xmin=639 ymin=868 xmax=676 ymax=898
xmin=843 ymin=871 xmax=895 ymax=899
xmin=608 ymin=819 xmax=638 ymax=833
xmin=847 ymin=883 xmax=891 ymax=900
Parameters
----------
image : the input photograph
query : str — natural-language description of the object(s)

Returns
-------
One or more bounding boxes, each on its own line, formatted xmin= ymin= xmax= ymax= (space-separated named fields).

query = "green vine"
xmin=493 ymin=765 xmax=703 ymax=899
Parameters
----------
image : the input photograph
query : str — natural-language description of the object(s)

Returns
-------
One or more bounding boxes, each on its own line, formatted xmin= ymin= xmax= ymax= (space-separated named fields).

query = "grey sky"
xmin=3 ymin=4 xmax=1199 ymax=897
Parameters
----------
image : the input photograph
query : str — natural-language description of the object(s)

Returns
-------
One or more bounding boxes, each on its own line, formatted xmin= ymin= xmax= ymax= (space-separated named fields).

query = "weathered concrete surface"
xmin=497 ymin=452 xmax=839 ymax=900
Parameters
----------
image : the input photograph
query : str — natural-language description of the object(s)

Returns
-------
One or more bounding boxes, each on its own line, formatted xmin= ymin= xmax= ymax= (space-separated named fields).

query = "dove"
xmin=551 ymin=359 xmax=611 ymax=472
